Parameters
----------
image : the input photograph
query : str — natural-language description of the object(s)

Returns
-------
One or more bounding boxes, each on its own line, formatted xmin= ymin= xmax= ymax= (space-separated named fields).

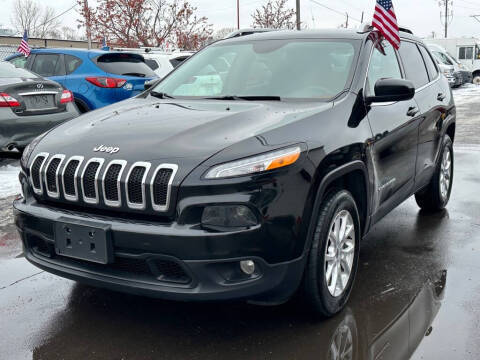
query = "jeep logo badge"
xmin=93 ymin=145 xmax=120 ymax=154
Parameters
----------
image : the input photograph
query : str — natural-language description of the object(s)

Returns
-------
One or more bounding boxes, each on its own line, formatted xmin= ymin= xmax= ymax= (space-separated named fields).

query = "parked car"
xmin=15 ymin=29 xmax=455 ymax=317
xmin=0 ymin=61 xmax=78 ymax=154
xmin=141 ymin=51 xmax=193 ymax=79
xmin=427 ymin=43 xmax=472 ymax=85
xmin=427 ymin=37 xmax=480 ymax=84
xmin=427 ymin=45 xmax=461 ymax=87
xmin=6 ymin=49 xmax=157 ymax=112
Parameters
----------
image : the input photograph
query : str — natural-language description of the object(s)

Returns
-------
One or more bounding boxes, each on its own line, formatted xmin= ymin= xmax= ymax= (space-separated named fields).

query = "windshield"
xmin=152 ymin=39 xmax=359 ymax=100
xmin=432 ymin=51 xmax=453 ymax=66
xmin=0 ymin=61 xmax=38 ymax=78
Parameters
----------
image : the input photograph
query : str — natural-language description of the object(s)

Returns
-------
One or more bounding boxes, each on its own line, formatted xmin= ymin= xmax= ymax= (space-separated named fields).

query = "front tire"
xmin=415 ymin=135 xmax=454 ymax=211
xmin=303 ymin=189 xmax=361 ymax=317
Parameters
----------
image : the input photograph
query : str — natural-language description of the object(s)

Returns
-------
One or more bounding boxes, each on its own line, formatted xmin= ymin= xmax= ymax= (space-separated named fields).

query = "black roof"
xmin=219 ymin=28 xmax=419 ymax=44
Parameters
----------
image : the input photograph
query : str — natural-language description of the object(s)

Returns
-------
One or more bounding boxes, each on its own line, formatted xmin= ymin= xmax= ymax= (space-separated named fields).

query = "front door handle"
xmin=407 ymin=106 xmax=420 ymax=117
xmin=437 ymin=93 xmax=446 ymax=101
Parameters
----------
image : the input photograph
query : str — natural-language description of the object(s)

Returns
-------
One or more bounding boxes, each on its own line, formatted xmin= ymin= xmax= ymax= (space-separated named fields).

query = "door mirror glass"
xmin=367 ymin=78 xmax=415 ymax=103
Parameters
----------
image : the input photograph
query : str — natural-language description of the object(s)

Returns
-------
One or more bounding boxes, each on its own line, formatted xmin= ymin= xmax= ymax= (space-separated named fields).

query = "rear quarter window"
xmin=398 ymin=41 xmax=430 ymax=89
xmin=65 ymin=54 xmax=83 ymax=74
xmin=95 ymin=53 xmax=156 ymax=77
xmin=419 ymin=46 xmax=439 ymax=81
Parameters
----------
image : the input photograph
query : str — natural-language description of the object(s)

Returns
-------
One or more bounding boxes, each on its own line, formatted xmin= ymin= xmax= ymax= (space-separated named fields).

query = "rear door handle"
xmin=407 ymin=106 xmax=420 ymax=117
xmin=437 ymin=93 xmax=446 ymax=101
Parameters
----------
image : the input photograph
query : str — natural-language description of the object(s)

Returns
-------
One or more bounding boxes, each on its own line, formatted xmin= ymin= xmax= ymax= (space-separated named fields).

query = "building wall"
xmin=0 ymin=35 xmax=101 ymax=49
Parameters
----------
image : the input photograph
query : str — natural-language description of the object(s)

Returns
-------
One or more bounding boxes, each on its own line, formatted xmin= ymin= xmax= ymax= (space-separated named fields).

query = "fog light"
xmin=201 ymin=205 xmax=257 ymax=230
xmin=240 ymin=260 xmax=255 ymax=275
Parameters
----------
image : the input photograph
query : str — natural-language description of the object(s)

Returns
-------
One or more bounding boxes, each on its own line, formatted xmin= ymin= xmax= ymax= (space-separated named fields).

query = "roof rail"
xmin=399 ymin=27 xmax=413 ymax=34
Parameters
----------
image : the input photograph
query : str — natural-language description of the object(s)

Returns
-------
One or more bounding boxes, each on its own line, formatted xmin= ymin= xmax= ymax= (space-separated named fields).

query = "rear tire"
xmin=303 ymin=189 xmax=361 ymax=317
xmin=415 ymin=135 xmax=454 ymax=211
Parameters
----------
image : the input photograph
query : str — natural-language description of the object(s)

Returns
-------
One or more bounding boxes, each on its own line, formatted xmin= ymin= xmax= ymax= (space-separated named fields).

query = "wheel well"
xmin=446 ymin=122 xmax=456 ymax=142
xmin=74 ymin=99 xmax=89 ymax=113
xmin=323 ymin=170 xmax=368 ymax=232
xmin=473 ymin=70 xmax=480 ymax=78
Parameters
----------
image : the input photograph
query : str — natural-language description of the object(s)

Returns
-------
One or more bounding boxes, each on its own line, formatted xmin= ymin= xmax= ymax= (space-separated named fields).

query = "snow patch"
xmin=0 ymin=165 xmax=21 ymax=198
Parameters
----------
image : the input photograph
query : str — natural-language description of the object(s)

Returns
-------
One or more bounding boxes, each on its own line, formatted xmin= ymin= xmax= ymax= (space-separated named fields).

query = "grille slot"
xmin=81 ymin=158 xmax=104 ymax=203
xmin=62 ymin=156 xmax=83 ymax=201
xmin=44 ymin=155 xmax=65 ymax=198
xmin=30 ymin=154 xmax=48 ymax=193
xmin=126 ymin=162 xmax=151 ymax=209
xmin=102 ymin=160 xmax=127 ymax=207
xmin=151 ymin=164 xmax=178 ymax=212
xmin=63 ymin=161 xmax=79 ymax=195
xmin=46 ymin=159 xmax=61 ymax=192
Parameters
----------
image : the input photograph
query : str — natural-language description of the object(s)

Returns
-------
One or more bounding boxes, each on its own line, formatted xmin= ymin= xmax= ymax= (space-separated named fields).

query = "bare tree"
xmin=77 ymin=0 xmax=212 ymax=49
xmin=11 ymin=0 xmax=61 ymax=38
xmin=251 ymin=0 xmax=296 ymax=30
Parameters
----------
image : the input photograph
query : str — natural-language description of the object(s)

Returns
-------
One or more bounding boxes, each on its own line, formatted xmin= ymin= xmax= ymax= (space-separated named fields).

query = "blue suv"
xmin=6 ymin=49 xmax=157 ymax=112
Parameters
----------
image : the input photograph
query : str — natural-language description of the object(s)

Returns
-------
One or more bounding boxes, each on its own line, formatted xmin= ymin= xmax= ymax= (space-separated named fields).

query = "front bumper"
xmin=14 ymin=199 xmax=306 ymax=303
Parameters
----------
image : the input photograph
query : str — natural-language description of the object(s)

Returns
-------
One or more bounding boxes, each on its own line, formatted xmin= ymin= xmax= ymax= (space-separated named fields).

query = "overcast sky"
xmin=0 ymin=0 xmax=479 ymax=39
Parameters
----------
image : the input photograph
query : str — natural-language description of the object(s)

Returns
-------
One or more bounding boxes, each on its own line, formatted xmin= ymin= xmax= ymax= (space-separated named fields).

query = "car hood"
xmin=34 ymin=97 xmax=331 ymax=164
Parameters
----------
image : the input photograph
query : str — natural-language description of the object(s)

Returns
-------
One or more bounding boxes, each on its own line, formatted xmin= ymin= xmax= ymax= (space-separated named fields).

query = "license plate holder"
xmin=54 ymin=217 xmax=113 ymax=264
xmin=24 ymin=94 xmax=56 ymax=110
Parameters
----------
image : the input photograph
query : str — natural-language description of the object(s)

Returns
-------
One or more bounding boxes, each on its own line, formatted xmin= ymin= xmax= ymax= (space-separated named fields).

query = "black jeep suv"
xmin=14 ymin=28 xmax=455 ymax=316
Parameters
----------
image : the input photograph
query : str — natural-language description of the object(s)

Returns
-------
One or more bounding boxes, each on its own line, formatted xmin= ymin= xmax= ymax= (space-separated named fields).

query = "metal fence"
xmin=0 ymin=45 xmax=19 ymax=60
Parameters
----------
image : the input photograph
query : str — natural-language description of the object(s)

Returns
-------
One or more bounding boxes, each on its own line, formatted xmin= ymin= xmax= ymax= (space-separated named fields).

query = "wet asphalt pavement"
xmin=1 ymin=90 xmax=480 ymax=359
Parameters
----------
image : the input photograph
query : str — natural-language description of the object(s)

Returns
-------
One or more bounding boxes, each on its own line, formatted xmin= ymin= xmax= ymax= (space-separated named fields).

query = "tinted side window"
xmin=65 ymin=55 xmax=83 ymax=74
xmin=9 ymin=56 xmax=27 ymax=68
xmin=145 ymin=59 xmax=159 ymax=70
xmin=31 ymin=54 xmax=62 ymax=77
xmin=419 ymin=46 xmax=438 ymax=81
xmin=366 ymin=43 xmax=402 ymax=97
xmin=399 ymin=42 xmax=429 ymax=89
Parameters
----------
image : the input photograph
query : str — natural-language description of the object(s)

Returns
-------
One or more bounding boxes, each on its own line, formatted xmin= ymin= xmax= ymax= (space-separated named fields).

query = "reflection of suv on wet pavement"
xmin=14 ymin=28 xmax=456 ymax=317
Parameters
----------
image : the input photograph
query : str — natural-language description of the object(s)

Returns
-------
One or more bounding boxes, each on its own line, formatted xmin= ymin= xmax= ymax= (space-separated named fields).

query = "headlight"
xmin=20 ymin=132 xmax=47 ymax=168
xmin=205 ymin=146 xmax=301 ymax=179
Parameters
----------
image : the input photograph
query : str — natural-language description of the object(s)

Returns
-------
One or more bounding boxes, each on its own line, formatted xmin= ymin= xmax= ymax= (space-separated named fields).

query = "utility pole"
xmin=361 ymin=11 xmax=364 ymax=24
xmin=439 ymin=0 xmax=453 ymax=38
xmin=345 ymin=13 xmax=349 ymax=28
xmin=237 ymin=0 xmax=240 ymax=30
xmin=296 ymin=0 xmax=301 ymax=30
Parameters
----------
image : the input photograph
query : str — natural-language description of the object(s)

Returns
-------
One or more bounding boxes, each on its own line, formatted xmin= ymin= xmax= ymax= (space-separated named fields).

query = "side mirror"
xmin=144 ymin=79 xmax=160 ymax=91
xmin=366 ymin=78 xmax=415 ymax=104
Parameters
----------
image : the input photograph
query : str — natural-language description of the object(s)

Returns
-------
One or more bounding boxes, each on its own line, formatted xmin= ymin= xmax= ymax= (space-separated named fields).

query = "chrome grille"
xmin=151 ymin=164 xmax=178 ymax=211
xmin=126 ymin=162 xmax=151 ymax=210
xmin=102 ymin=160 xmax=127 ymax=207
xmin=30 ymin=153 xmax=49 ymax=194
xmin=81 ymin=158 xmax=104 ymax=204
xmin=62 ymin=156 xmax=83 ymax=201
xmin=31 ymin=155 xmax=176 ymax=212
xmin=44 ymin=155 xmax=65 ymax=198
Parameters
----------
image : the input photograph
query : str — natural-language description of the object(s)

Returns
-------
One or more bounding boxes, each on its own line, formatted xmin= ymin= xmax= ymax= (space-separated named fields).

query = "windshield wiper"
xmin=150 ymin=91 xmax=175 ymax=99
xmin=207 ymin=95 xmax=282 ymax=101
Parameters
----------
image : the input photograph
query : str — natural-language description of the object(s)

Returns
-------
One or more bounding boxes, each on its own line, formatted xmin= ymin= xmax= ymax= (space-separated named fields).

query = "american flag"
xmin=372 ymin=0 xmax=400 ymax=50
xmin=17 ymin=30 xmax=31 ymax=57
